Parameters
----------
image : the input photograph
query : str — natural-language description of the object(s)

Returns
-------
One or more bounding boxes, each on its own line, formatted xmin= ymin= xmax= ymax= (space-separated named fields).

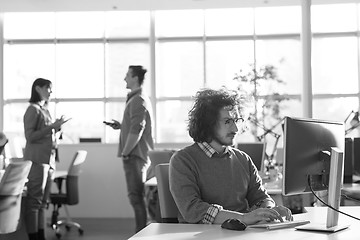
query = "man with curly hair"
xmin=169 ymin=88 xmax=292 ymax=226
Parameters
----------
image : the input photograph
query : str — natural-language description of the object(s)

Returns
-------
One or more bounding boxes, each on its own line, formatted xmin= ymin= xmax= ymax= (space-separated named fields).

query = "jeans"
xmin=123 ymin=155 xmax=150 ymax=233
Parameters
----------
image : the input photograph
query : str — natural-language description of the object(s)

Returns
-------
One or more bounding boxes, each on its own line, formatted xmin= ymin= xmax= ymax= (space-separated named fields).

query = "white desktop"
xmin=129 ymin=207 xmax=360 ymax=240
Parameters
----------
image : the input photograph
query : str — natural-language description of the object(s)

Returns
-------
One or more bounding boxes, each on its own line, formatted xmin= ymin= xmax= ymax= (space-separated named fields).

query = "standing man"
xmin=106 ymin=65 xmax=154 ymax=233
xmin=169 ymin=88 xmax=292 ymax=225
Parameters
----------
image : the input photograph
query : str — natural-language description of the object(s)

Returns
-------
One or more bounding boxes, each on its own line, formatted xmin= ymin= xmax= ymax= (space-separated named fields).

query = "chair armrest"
xmin=53 ymin=170 xmax=68 ymax=194
xmin=54 ymin=176 xmax=66 ymax=194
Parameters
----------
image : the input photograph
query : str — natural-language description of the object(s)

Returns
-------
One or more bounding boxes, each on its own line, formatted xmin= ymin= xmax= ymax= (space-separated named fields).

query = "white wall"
xmin=52 ymin=143 xmax=132 ymax=218
xmin=50 ymin=142 xmax=188 ymax=218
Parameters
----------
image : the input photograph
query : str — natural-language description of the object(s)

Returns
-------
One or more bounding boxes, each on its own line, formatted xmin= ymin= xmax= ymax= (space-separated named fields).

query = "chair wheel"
xmin=65 ymin=225 xmax=71 ymax=231
xmin=79 ymin=228 xmax=84 ymax=235
xmin=56 ymin=232 xmax=62 ymax=239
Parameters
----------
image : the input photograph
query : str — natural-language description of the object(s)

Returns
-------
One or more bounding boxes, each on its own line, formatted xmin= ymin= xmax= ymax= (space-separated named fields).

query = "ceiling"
xmin=0 ymin=0 xmax=357 ymax=12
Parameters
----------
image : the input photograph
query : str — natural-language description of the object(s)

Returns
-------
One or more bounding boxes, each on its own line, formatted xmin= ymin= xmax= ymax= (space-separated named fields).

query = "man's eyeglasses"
xmin=222 ymin=117 xmax=245 ymax=126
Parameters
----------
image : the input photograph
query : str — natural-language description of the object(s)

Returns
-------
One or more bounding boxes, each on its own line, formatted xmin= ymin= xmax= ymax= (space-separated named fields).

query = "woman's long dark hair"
xmin=29 ymin=78 xmax=52 ymax=103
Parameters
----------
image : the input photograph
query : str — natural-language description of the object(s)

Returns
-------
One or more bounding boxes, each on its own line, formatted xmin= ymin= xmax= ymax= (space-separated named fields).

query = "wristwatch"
xmin=122 ymin=154 xmax=130 ymax=160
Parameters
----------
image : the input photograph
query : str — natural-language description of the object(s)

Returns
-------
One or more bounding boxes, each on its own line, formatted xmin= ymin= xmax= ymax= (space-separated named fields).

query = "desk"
xmin=128 ymin=206 xmax=360 ymax=240
xmin=342 ymin=183 xmax=360 ymax=205
xmin=145 ymin=177 xmax=157 ymax=187
xmin=342 ymin=183 xmax=360 ymax=198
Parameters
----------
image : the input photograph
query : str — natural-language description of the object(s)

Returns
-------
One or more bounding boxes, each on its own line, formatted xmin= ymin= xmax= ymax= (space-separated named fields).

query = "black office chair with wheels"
xmin=49 ymin=150 xmax=87 ymax=239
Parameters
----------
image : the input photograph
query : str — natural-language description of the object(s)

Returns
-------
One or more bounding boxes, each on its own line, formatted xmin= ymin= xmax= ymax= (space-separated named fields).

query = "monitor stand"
xmin=296 ymin=147 xmax=350 ymax=233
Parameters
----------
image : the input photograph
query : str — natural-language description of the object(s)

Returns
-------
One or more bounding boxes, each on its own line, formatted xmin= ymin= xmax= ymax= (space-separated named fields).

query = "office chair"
xmin=147 ymin=149 xmax=175 ymax=178
xmin=155 ymin=163 xmax=178 ymax=223
xmin=49 ymin=150 xmax=87 ymax=239
xmin=146 ymin=149 xmax=176 ymax=222
xmin=148 ymin=149 xmax=175 ymax=164
xmin=0 ymin=160 xmax=32 ymax=234
xmin=4 ymin=136 xmax=24 ymax=162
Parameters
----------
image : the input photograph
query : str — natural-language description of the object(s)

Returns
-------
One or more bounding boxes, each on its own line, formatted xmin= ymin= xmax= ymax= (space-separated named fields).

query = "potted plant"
xmin=234 ymin=64 xmax=289 ymax=162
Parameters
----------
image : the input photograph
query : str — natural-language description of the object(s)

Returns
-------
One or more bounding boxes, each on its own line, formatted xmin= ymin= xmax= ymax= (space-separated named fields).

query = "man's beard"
xmin=213 ymin=133 xmax=235 ymax=147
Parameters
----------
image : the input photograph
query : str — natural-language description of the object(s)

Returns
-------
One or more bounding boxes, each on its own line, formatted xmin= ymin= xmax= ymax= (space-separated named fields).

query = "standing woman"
xmin=24 ymin=78 xmax=68 ymax=240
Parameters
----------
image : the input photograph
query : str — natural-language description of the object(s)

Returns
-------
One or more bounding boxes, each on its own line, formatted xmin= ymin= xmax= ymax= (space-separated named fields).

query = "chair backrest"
xmin=0 ymin=133 xmax=8 ymax=156
xmin=148 ymin=149 xmax=175 ymax=179
xmin=0 ymin=160 xmax=32 ymax=195
xmin=155 ymin=163 xmax=178 ymax=223
xmin=149 ymin=150 xmax=175 ymax=167
xmin=4 ymin=136 xmax=24 ymax=160
xmin=66 ymin=150 xmax=87 ymax=205
xmin=0 ymin=160 xmax=32 ymax=234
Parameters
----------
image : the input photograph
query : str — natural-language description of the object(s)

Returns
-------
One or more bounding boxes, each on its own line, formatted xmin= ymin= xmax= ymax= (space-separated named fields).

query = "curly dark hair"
xmin=188 ymin=88 xmax=241 ymax=143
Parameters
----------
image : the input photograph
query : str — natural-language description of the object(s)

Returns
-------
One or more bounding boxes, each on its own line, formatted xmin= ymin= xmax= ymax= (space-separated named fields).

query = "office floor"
xmin=45 ymin=218 xmax=136 ymax=240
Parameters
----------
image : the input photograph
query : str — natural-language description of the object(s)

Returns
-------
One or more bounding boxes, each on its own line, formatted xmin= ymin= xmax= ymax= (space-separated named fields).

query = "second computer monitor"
xmin=283 ymin=117 xmax=344 ymax=196
xmin=354 ymin=138 xmax=360 ymax=177
xmin=343 ymin=138 xmax=354 ymax=183
xmin=237 ymin=142 xmax=266 ymax=172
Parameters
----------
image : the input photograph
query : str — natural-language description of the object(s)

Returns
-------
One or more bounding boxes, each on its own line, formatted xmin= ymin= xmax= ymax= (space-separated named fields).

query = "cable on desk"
xmin=307 ymin=176 xmax=360 ymax=222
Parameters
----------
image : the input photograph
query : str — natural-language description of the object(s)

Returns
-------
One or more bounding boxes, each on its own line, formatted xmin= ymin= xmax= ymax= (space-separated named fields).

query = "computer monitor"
xmin=353 ymin=138 xmax=360 ymax=176
xmin=237 ymin=142 xmax=266 ymax=172
xmin=283 ymin=117 xmax=348 ymax=232
xmin=343 ymin=138 xmax=354 ymax=183
xmin=79 ymin=138 xmax=102 ymax=143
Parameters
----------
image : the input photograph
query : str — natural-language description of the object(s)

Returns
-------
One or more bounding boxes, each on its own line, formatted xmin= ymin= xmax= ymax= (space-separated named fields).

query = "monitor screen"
xmin=237 ymin=142 xmax=266 ymax=172
xmin=343 ymin=138 xmax=354 ymax=183
xmin=79 ymin=138 xmax=102 ymax=143
xmin=354 ymin=138 xmax=360 ymax=176
xmin=283 ymin=117 xmax=344 ymax=196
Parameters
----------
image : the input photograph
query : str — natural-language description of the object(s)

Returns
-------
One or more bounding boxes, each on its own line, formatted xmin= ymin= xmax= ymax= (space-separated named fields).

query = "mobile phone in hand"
xmin=103 ymin=121 xmax=113 ymax=126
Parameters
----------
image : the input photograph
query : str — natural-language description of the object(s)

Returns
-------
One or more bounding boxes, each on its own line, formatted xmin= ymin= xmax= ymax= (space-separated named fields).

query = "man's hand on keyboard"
xmin=271 ymin=206 xmax=293 ymax=221
xmin=243 ymin=208 xmax=284 ymax=225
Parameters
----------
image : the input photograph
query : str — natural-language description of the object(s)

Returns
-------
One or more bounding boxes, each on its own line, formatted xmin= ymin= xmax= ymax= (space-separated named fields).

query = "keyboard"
xmin=248 ymin=219 xmax=310 ymax=230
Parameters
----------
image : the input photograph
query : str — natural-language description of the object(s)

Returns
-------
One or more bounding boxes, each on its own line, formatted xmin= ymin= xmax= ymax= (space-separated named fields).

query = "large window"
xmin=2 ymin=11 xmax=151 ymax=144
xmin=311 ymin=3 xmax=360 ymax=126
xmin=2 ymin=3 xmax=360 ymax=144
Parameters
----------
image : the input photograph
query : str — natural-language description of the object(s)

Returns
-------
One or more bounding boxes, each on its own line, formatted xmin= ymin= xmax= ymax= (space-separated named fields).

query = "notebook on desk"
xmin=248 ymin=219 xmax=310 ymax=230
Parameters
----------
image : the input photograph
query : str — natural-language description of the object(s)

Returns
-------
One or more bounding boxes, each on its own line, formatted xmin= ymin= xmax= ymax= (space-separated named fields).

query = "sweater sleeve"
xmin=241 ymin=152 xmax=274 ymax=208
xmin=169 ymin=150 xmax=212 ymax=223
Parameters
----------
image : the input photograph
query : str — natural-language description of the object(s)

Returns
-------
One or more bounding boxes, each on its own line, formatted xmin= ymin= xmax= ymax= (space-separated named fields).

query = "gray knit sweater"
xmin=169 ymin=143 xmax=273 ymax=223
